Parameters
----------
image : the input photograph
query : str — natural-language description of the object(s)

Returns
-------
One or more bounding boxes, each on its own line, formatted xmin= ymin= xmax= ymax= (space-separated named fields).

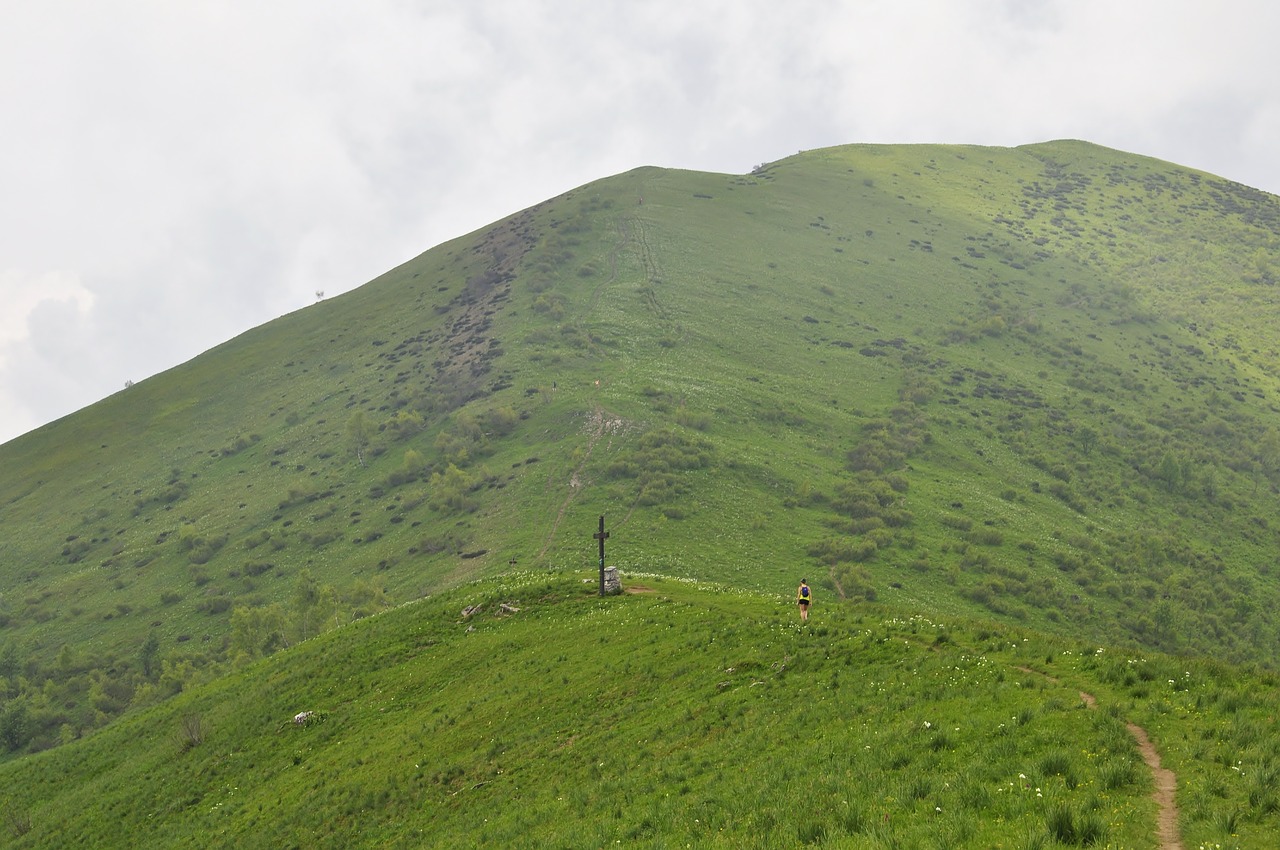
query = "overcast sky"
xmin=2 ymin=1 xmax=1278 ymax=446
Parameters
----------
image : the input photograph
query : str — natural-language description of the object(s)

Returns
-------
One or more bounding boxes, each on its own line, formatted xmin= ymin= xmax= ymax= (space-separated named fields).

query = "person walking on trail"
xmin=797 ymin=579 xmax=811 ymax=621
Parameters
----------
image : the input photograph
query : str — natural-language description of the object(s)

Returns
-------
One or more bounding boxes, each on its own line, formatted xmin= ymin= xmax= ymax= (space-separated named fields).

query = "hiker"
xmin=797 ymin=579 xmax=811 ymax=621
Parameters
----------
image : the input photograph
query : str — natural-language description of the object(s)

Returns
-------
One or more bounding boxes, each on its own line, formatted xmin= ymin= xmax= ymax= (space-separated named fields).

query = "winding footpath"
xmin=1078 ymin=689 xmax=1182 ymax=850
xmin=1125 ymin=718 xmax=1183 ymax=850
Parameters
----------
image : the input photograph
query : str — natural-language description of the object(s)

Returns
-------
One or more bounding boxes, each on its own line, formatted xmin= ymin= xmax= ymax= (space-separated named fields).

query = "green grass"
xmin=3 ymin=138 xmax=1280 ymax=809
xmin=6 ymin=572 xmax=1280 ymax=847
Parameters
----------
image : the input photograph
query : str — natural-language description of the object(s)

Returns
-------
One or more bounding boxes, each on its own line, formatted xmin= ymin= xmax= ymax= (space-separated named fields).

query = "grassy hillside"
xmin=3 ymin=572 xmax=1280 ymax=848
xmin=4 ymin=140 xmax=1280 ymax=758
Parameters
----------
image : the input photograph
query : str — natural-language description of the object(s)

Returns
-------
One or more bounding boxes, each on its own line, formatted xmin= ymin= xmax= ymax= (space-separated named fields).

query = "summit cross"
xmin=594 ymin=515 xmax=610 ymax=597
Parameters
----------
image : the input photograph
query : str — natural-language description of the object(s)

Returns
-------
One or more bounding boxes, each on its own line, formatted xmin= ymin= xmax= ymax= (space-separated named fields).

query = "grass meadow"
xmin=6 ymin=573 xmax=1279 ymax=848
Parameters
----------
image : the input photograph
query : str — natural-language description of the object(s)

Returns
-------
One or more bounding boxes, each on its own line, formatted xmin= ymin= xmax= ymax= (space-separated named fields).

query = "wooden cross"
xmin=594 ymin=515 xmax=610 ymax=597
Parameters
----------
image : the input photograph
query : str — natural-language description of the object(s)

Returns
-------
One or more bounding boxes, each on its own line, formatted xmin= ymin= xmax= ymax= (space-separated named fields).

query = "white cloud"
xmin=2 ymin=0 xmax=1278 ymax=445
xmin=0 ymin=270 xmax=92 ymax=352
xmin=0 ymin=270 xmax=98 ymax=436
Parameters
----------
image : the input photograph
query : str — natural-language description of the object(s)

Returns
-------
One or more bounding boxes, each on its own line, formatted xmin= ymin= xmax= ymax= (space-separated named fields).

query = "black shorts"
xmin=798 ymin=599 xmax=809 ymax=606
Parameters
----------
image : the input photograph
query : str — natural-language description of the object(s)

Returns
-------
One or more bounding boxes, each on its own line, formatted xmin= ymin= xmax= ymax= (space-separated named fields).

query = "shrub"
xmin=197 ymin=597 xmax=232 ymax=615
xmin=4 ymin=807 xmax=32 ymax=838
xmin=300 ymin=531 xmax=339 ymax=549
xmin=177 ymin=714 xmax=206 ymax=751
xmin=187 ymin=534 xmax=228 ymax=565
xmin=385 ymin=449 xmax=428 ymax=488
xmin=482 ymin=406 xmax=520 ymax=436
xmin=219 ymin=435 xmax=256 ymax=457
xmin=966 ymin=528 xmax=1004 ymax=546
xmin=385 ymin=410 xmax=424 ymax=440
xmin=675 ymin=408 xmax=711 ymax=431
xmin=416 ymin=532 xmax=465 ymax=555
xmin=428 ymin=464 xmax=478 ymax=514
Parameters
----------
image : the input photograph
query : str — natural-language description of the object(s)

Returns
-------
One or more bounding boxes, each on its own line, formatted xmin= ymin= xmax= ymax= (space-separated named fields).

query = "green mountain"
xmin=3 ymin=139 xmax=1280 ymax=844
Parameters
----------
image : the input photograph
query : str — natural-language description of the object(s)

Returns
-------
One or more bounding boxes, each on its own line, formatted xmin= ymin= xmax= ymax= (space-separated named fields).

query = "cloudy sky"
xmin=2 ymin=1 xmax=1278 ymax=445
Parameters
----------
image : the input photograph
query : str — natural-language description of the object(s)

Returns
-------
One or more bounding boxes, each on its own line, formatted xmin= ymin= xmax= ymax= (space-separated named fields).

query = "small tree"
xmin=140 ymin=631 xmax=161 ymax=679
xmin=347 ymin=412 xmax=370 ymax=467
xmin=230 ymin=604 xmax=289 ymax=662
xmin=0 ymin=699 xmax=29 ymax=752
xmin=0 ymin=642 xmax=20 ymax=681
xmin=293 ymin=570 xmax=338 ymax=641
xmin=1075 ymin=425 xmax=1097 ymax=455
xmin=1157 ymin=452 xmax=1183 ymax=492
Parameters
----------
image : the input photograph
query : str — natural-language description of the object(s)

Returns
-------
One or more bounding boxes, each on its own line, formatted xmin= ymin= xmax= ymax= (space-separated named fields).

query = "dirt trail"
xmin=1077 ymin=689 xmax=1182 ymax=850
xmin=536 ymin=405 xmax=614 ymax=559
xmin=1018 ymin=671 xmax=1181 ymax=848
xmin=535 ymin=215 xmax=662 ymax=558
xmin=1125 ymin=720 xmax=1183 ymax=850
